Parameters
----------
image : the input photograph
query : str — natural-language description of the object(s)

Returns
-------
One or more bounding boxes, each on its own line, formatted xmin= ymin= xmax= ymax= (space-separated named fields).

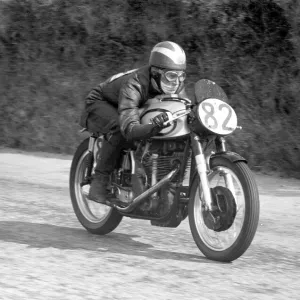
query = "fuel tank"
xmin=140 ymin=97 xmax=190 ymax=139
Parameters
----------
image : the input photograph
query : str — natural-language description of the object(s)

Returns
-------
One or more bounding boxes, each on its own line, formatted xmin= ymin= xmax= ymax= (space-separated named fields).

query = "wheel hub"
xmin=202 ymin=186 xmax=237 ymax=232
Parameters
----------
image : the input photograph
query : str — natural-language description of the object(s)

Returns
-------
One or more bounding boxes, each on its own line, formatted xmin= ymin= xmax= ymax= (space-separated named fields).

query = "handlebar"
xmin=162 ymin=110 xmax=191 ymax=127
xmin=145 ymin=94 xmax=193 ymax=127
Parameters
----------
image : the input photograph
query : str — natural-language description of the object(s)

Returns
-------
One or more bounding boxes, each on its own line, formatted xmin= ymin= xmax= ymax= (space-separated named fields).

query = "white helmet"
xmin=149 ymin=41 xmax=186 ymax=71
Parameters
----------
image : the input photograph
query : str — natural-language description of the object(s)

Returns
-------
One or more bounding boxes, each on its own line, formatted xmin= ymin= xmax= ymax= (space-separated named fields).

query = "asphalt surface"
xmin=0 ymin=151 xmax=299 ymax=300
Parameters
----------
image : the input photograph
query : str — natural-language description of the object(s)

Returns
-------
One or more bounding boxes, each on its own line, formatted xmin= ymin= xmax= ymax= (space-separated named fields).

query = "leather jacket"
xmin=84 ymin=65 xmax=185 ymax=140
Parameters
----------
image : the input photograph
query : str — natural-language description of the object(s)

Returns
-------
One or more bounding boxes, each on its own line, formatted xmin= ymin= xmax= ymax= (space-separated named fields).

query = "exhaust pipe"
xmin=115 ymin=166 xmax=179 ymax=213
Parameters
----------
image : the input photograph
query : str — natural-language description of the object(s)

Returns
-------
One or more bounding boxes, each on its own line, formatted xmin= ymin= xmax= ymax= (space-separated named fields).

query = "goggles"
xmin=158 ymin=69 xmax=186 ymax=83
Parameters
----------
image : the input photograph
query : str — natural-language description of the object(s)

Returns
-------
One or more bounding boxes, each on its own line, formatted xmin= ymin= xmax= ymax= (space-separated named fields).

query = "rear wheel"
xmin=189 ymin=157 xmax=260 ymax=262
xmin=69 ymin=138 xmax=122 ymax=235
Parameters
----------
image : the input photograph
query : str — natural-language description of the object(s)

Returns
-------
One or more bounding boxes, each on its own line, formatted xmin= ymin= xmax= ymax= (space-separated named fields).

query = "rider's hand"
xmin=151 ymin=112 xmax=169 ymax=128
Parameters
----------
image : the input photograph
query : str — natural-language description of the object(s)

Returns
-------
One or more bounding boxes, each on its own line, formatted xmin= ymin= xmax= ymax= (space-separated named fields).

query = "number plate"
xmin=197 ymin=98 xmax=237 ymax=135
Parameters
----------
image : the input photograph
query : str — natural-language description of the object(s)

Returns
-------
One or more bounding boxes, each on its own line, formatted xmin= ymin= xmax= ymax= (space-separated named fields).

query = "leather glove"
xmin=151 ymin=112 xmax=169 ymax=128
xmin=130 ymin=124 xmax=159 ymax=140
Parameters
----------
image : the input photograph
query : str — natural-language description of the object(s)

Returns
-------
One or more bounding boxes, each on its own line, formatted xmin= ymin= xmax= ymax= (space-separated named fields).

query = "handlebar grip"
xmin=162 ymin=112 xmax=174 ymax=126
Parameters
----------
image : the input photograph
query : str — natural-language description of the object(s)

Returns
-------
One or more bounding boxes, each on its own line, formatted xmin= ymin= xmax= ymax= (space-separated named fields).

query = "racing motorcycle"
xmin=69 ymin=79 xmax=260 ymax=262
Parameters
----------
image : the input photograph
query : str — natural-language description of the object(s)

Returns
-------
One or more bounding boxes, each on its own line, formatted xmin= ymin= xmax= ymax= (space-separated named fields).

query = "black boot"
xmin=88 ymin=133 xmax=123 ymax=203
xmin=88 ymin=174 xmax=110 ymax=204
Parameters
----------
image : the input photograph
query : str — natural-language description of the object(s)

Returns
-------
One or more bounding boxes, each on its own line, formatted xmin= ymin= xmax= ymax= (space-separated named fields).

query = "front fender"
xmin=210 ymin=151 xmax=247 ymax=166
xmin=189 ymin=151 xmax=247 ymax=195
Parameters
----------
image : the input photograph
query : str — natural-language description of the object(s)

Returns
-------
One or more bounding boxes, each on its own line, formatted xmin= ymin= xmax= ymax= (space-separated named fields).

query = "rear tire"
xmin=189 ymin=157 xmax=260 ymax=262
xmin=69 ymin=138 xmax=123 ymax=235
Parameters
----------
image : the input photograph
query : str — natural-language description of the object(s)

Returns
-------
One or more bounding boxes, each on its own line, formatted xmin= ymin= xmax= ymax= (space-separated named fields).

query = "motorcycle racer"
xmin=79 ymin=41 xmax=187 ymax=203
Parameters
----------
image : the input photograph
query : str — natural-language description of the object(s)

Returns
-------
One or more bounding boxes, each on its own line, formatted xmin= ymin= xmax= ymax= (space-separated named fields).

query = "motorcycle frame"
xmin=83 ymin=131 xmax=230 ymax=211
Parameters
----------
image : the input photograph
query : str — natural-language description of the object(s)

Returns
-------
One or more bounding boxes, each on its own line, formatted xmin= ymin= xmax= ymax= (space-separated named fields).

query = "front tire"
xmin=189 ymin=157 xmax=260 ymax=262
xmin=69 ymin=138 xmax=123 ymax=235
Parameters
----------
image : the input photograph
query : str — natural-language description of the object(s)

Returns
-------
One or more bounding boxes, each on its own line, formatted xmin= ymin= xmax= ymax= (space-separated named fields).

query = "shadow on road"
xmin=0 ymin=221 xmax=221 ymax=264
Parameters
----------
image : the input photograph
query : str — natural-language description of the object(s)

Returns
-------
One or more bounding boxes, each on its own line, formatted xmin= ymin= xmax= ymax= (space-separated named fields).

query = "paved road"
xmin=0 ymin=151 xmax=299 ymax=300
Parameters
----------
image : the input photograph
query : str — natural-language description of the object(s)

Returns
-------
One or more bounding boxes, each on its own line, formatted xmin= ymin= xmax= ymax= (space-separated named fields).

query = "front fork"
xmin=191 ymin=133 xmax=213 ymax=210
xmin=191 ymin=134 xmax=234 ymax=211
xmin=215 ymin=136 xmax=236 ymax=197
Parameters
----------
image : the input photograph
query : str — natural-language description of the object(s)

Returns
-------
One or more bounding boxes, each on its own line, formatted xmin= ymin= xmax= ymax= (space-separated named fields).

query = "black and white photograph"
xmin=0 ymin=0 xmax=299 ymax=299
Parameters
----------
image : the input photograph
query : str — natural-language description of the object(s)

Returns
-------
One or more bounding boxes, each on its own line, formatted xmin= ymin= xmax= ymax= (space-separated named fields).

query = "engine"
xmin=112 ymin=139 xmax=190 ymax=216
xmin=139 ymin=140 xmax=187 ymax=185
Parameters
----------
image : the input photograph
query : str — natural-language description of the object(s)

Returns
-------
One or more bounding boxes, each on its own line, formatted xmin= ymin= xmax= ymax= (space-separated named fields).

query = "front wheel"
xmin=69 ymin=138 xmax=123 ymax=235
xmin=189 ymin=157 xmax=260 ymax=262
